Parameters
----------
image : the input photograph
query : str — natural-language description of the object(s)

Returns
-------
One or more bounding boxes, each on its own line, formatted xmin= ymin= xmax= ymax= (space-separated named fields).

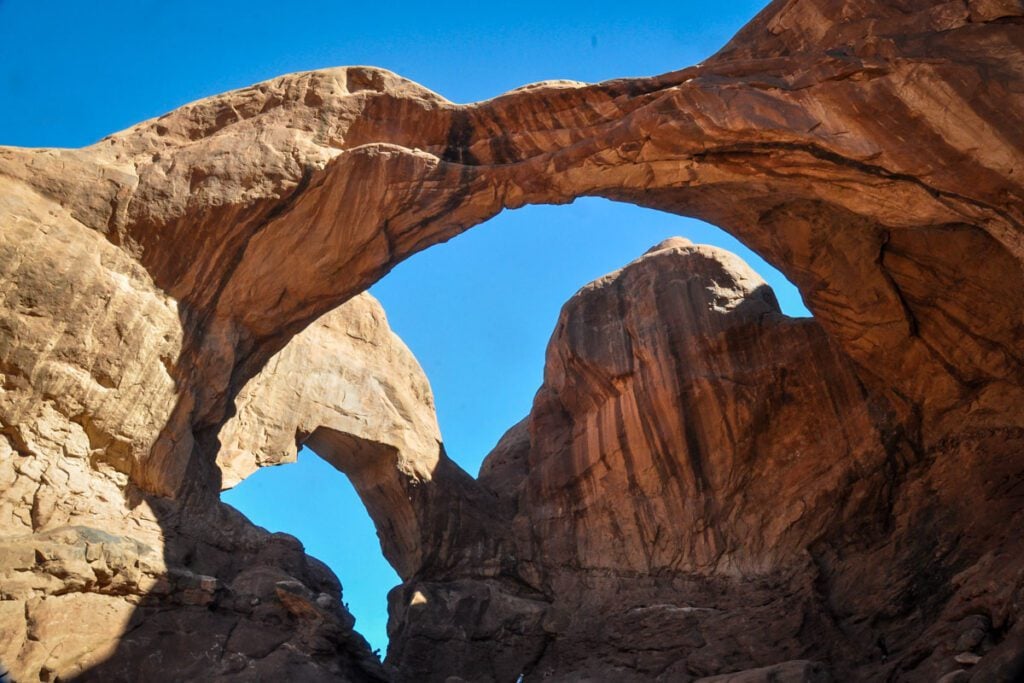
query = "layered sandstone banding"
xmin=1 ymin=0 xmax=1023 ymax=680
xmin=388 ymin=238 xmax=1020 ymax=682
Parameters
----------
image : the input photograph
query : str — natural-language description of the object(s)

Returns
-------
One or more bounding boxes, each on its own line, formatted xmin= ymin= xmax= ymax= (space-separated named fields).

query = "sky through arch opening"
xmin=221 ymin=198 xmax=810 ymax=659
xmin=372 ymin=198 xmax=811 ymax=476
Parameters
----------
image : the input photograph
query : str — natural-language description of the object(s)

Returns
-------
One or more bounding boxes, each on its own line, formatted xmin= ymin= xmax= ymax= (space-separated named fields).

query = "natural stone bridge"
xmin=1 ymin=0 xmax=1022 ymax=680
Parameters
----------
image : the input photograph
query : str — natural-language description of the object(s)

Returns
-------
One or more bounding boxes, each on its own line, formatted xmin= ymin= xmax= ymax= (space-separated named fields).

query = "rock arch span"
xmin=216 ymin=292 xmax=504 ymax=584
xmin=0 ymin=0 xmax=1023 ymax=680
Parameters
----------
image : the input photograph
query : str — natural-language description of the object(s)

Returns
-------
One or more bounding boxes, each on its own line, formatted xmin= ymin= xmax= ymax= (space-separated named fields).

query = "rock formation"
xmin=0 ymin=0 xmax=1023 ymax=680
xmin=386 ymin=238 xmax=1024 ymax=681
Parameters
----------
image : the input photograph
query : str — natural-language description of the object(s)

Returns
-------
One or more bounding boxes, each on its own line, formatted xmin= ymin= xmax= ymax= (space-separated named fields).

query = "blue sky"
xmin=1 ymin=0 xmax=796 ymax=656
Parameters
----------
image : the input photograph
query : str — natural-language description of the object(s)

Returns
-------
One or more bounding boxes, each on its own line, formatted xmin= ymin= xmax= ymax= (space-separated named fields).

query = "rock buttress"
xmin=391 ymin=239 xmax=1024 ymax=681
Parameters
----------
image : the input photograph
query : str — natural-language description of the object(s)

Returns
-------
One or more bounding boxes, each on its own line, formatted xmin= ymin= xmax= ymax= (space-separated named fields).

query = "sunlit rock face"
xmin=391 ymin=239 xmax=1016 ymax=682
xmin=388 ymin=236 xmax=1024 ymax=683
xmin=217 ymin=293 xmax=446 ymax=579
xmin=215 ymin=293 xmax=510 ymax=587
xmin=1 ymin=0 xmax=1023 ymax=680
xmin=506 ymin=238 xmax=883 ymax=577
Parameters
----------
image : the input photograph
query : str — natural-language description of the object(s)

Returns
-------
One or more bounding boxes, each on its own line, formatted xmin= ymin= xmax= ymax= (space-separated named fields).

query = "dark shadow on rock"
xmin=76 ymin=427 xmax=392 ymax=682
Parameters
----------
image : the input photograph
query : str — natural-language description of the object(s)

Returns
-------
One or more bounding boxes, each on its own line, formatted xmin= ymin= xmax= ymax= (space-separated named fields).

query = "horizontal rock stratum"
xmin=1 ymin=0 xmax=1023 ymax=680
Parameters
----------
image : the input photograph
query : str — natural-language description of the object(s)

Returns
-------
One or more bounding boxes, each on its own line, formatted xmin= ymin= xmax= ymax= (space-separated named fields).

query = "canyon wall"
xmin=0 ymin=0 xmax=1023 ymax=680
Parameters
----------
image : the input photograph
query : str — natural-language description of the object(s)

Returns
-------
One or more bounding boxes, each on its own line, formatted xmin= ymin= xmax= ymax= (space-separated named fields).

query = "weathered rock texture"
xmin=387 ymin=238 xmax=1024 ymax=681
xmin=217 ymin=294 xmax=445 ymax=579
xmin=1 ymin=0 xmax=1023 ymax=680
xmin=0 ymin=293 xmax=401 ymax=678
xmin=216 ymin=295 xmax=503 ymax=586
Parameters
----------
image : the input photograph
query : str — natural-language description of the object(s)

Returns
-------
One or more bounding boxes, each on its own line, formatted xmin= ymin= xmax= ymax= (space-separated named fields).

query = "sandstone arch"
xmin=1 ymin=0 xmax=1021 ymax=500
xmin=216 ymin=292 xmax=506 ymax=582
xmin=1 ymin=0 xmax=1023 ymax=680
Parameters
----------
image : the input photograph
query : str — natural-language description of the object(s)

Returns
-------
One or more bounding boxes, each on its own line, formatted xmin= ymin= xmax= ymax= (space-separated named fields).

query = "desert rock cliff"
xmin=1 ymin=0 xmax=1023 ymax=680
xmin=388 ymin=238 xmax=1024 ymax=681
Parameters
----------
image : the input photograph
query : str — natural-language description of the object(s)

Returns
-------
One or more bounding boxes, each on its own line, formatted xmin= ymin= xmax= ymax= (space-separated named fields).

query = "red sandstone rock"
xmin=0 ymin=0 xmax=1023 ymax=680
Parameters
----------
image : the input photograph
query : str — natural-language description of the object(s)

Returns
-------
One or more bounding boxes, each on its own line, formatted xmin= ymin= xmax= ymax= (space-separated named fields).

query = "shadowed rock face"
xmin=0 ymin=0 xmax=1023 ymax=680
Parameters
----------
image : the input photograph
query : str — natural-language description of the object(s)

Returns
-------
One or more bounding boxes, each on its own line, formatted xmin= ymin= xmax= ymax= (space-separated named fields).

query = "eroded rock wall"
xmin=388 ymin=239 xmax=1024 ymax=682
xmin=217 ymin=294 xmax=510 ymax=586
xmin=0 ymin=250 xmax=399 ymax=679
xmin=382 ymin=238 xmax=1024 ymax=683
xmin=0 ymin=0 xmax=1022 ymax=680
